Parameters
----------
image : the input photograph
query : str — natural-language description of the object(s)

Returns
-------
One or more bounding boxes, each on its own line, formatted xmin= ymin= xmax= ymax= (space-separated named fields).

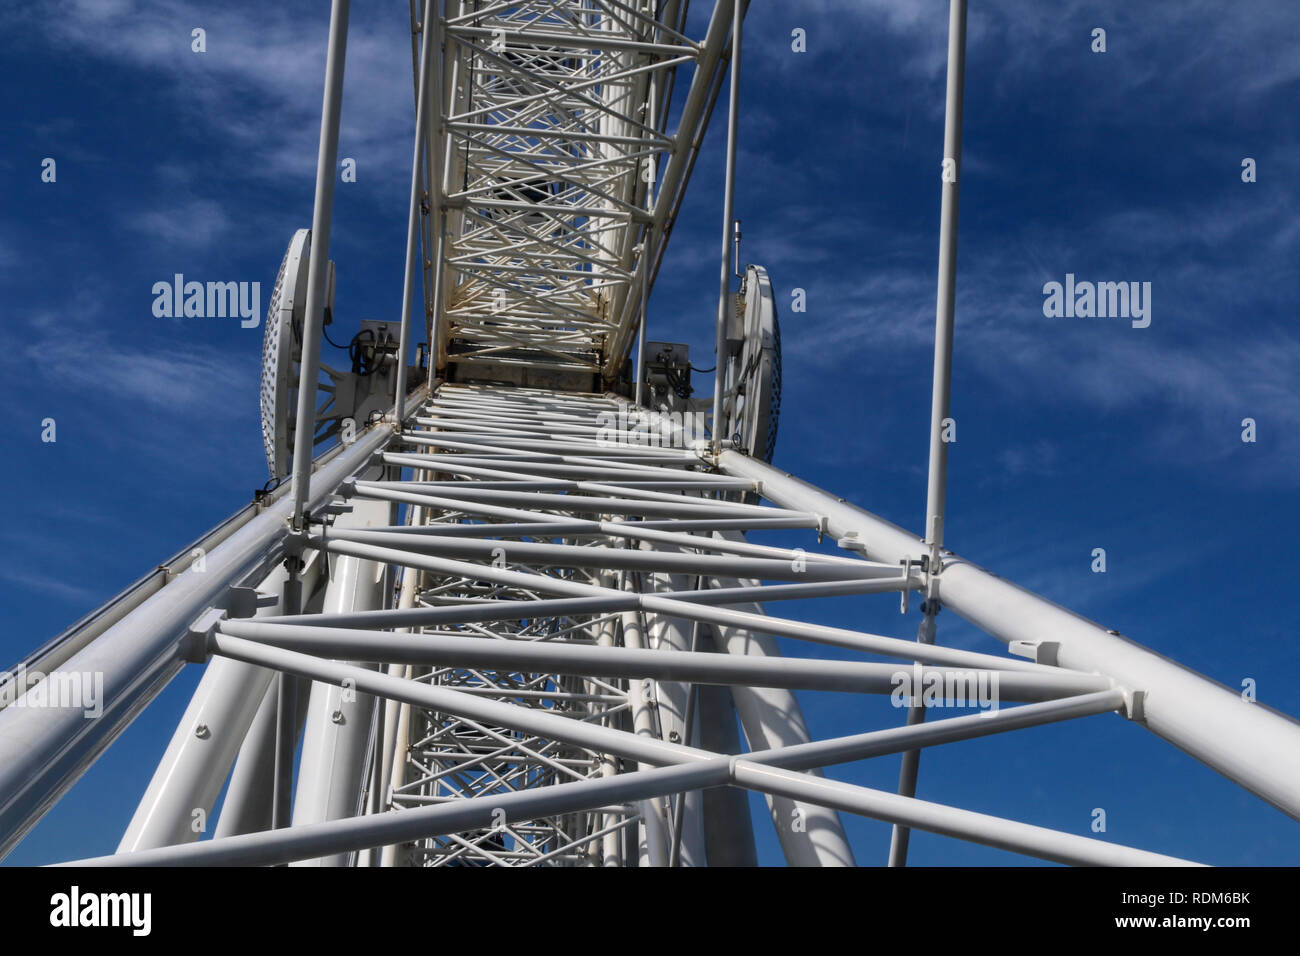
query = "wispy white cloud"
xmin=6 ymin=289 xmax=257 ymax=423
xmin=0 ymin=568 xmax=100 ymax=604
xmin=993 ymin=438 xmax=1059 ymax=480
xmin=769 ymin=0 xmax=1300 ymax=88
xmin=27 ymin=1 xmax=415 ymax=184
xmin=125 ymin=198 xmax=233 ymax=249
xmin=768 ymin=186 xmax=1300 ymax=484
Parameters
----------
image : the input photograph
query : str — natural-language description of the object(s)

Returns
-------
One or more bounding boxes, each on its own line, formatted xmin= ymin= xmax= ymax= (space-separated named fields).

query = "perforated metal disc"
xmin=733 ymin=264 xmax=782 ymax=462
xmin=259 ymin=229 xmax=311 ymax=479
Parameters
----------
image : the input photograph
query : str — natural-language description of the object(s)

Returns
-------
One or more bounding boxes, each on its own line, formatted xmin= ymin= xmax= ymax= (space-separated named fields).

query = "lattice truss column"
xmin=434 ymin=1 xmax=696 ymax=375
xmin=355 ymin=384 xmax=775 ymax=866
xmin=389 ymin=536 xmax=634 ymax=866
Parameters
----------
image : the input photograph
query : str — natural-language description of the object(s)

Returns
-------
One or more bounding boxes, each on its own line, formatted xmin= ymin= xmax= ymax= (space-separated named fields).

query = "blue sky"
xmin=1 ymin=0 xmax=1298 ymax=866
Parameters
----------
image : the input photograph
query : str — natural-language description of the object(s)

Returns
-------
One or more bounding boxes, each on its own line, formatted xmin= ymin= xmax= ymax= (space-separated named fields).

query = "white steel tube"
xmin=709 ymin=0 xmax=742 ymax=454
xmin=605 ymin=1 xmax=742 ymax=375
xmin=81 ymin=679 xmax=1162 ymax=867
xmin=922 ymin=0 xmax=967 ymax=555
xmin=289 ymin=497 xmax=391 ymax=864
xmin=895 ymin=0 xmax=969 ymax=867
xmin=291 ymin=0 xmax=351 ymax=527
xmin=375 ymin=496 xmax=425 ymax=867
xmin=309 ymin=536 xmax=1075 ymax=673
xmin=392 ymin=0 xmax=438 ymax=415
xmin=115 ymin=559 xmax=318 ymax=852
xmin=220 ymin=621 xmax=1110 ymax=701
xmin=730 ymin=762 xmax=1199 ymax=868
xmin=719 ymin=450 xmax=1300 ymax=821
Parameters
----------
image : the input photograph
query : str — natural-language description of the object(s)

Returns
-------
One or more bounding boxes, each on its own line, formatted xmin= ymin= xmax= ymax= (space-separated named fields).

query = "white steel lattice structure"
xmin=1 ymin=0 xmax=1298 ymax=868
xmin=429 ymin=0 xmax=714 ymax=385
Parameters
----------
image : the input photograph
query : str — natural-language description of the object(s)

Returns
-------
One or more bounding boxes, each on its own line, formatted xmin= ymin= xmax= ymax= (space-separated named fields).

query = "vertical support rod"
xmin=378 ymin=494 xmax=425 ymax=867
xmin=393 ymin=0 xmax=438 ymax=418
xmin=634 ymin=244 xmax=649 ymax=407
xmin=273 ymin=564 xmax=304 ymax=830
xmin=710 ymin=0 xmax=742 ymax=455
xmin=893 ymin=0 xmax=967 ymax=868
xmin=427 ymin=2 xmax=453 ymax=375
xmin=634 ymin=75 xmax=657 ymax=409
xmin=429 ymin=219 xmax=448 ymax=374
xmin=290 ymin=0 xmax=352 ymax=529
xmin=667 ymin=611 xmax=703 ymax=867
xmin=271 ymin=680 xmax=297 ymax=830
xmin=921 ymin=0 xmax=967 ymax=562
xmin=887 ymin=610 xmax=937 ymax=866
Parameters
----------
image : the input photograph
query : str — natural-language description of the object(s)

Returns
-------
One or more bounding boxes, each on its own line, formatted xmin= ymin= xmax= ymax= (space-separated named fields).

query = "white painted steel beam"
xmin=0 ymin=392 xmax=418 ymax=860
xmin=719 ymin=451 xmax=1300 ymax=821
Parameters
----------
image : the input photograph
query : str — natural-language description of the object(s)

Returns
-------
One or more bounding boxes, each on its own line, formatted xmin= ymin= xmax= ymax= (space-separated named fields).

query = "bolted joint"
xmin=283 ymin=530 xmax=309 ymax=562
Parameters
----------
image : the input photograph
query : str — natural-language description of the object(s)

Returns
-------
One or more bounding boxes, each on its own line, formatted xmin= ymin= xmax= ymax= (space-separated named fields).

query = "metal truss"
xmin=2 ymin=0 xmax=1298 ymax=870
xmin=11 ymin=379 xmax=1293 ymax=867
xmin=426 ymin=0 xmax=728 ymax=381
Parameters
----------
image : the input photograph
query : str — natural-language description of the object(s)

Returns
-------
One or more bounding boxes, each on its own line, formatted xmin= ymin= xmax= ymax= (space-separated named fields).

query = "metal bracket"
xmin=1008 ymin=640 xmax=1061 ymax=667
xmin=283 ymin=528 xmax=309 ymax=559
xmin=253 ymin=477 xmax=285 ymax=506
xmin=183 ymin=585 xmax=279 ymax=664
xmin=181 ymin=607 xmax=224 ymax=664
xmin=227 ymin=586 xmax=278 ymax=619
xmin=900 ymin=558 xmax=913 ymax=615
xmin=836 ymin=531 xmax=865 ymax=553
xmin=314 ymin=495 xmax=354 ymax=526
xmin=917 ymin=544 xmax=942 ymax=609
xmin=1121 ymin=688 xmax=1147 ymax=722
